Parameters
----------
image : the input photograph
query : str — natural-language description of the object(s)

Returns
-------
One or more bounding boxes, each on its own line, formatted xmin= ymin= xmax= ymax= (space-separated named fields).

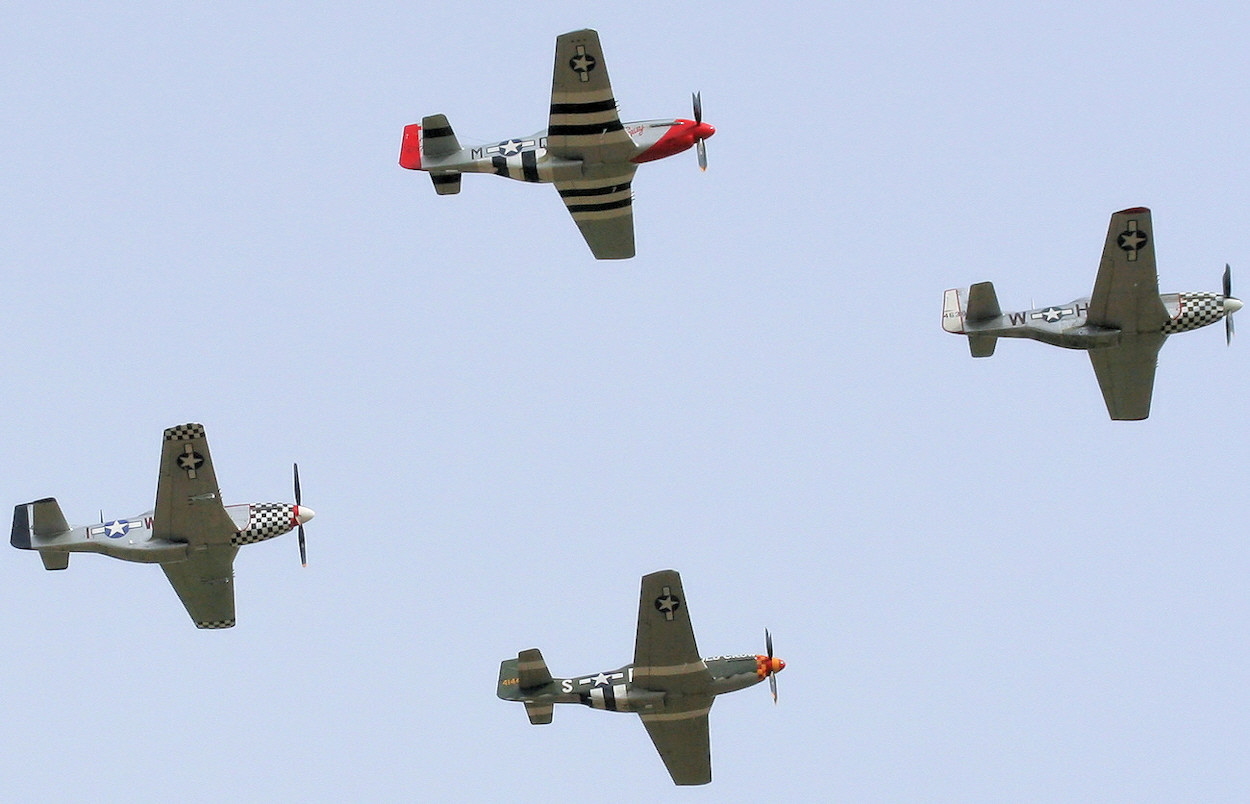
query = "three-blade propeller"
xmin=1224 ymin=264 xmax=1238 ymax=345
xmin=294 ymin=463 xmax=307 ymax=566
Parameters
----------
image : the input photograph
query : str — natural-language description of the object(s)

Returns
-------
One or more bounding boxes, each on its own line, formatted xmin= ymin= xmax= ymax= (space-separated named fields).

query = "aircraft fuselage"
xmin=499 ymin=654 xmax=772 ymax=714
xmin=947 ymin=291 xmax=1236 ymax=350
xmin=20 ymin=503 xmax=304 ymax=564
xmin=416 ymin=119 xmax=707 ymax=183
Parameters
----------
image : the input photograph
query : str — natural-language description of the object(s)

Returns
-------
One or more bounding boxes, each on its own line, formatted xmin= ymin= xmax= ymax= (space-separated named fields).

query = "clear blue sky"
xmin=2 ymin=2 xmax=1248 ymax=801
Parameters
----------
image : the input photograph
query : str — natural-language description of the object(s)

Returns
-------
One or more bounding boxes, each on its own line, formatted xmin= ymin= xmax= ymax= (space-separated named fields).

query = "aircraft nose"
xmin=1225 ymin=297 xmax=1243 ymax=314
xmin=771 ymin=657 xmax=785 ymax=674
xmin=295 ymin=506 xmax=315 ymax=525
xmin=695 ymin=122 xmax=716 ymax=140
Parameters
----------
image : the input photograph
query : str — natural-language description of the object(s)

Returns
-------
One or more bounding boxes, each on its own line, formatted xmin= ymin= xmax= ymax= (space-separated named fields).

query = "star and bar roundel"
xmin=654 ymin=586 xmax=681 ymax=620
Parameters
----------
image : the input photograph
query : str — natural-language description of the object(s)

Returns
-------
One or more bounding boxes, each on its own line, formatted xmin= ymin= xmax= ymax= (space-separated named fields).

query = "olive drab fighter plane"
xmin=10 ymin=423 xmax=314 ymax=629
xmin=496 ymin=569 xmax=784 ymax=786
xmin=398 ymin=28 xmax=715 ymax=260
xmin=942 ymin=207 xmax=1242 ymax=420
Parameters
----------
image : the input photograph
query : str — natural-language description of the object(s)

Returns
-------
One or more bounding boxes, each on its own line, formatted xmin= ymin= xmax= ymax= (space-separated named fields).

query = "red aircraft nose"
xmin=694 ymin=121 xmax=716 ymax=140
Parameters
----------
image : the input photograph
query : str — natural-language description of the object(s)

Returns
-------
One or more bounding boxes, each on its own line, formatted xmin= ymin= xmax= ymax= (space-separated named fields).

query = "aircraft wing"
xmin=640 ymin=696 xmax=714 ymax=785
xmin=1088 ymin=207 xmax=1169 ymax=332
xmin=632 ymin=570 xmax=712 ymax=693
xmin=553 ymin=164 xmax=636 ymax=259
xmin=161 ymin=543 xmax=239 ymax=629
xmin=153 ymin=423 xmax=238 ymax=544
xmin=547 ymin=29 xmax=635 ymax=163
xmin=1088 ymin=332 xmax=1166 ymax=420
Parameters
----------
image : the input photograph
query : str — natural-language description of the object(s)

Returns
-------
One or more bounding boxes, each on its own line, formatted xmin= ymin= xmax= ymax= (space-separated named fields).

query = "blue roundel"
xmin=103 ymin=520 xmax=134 ymax=539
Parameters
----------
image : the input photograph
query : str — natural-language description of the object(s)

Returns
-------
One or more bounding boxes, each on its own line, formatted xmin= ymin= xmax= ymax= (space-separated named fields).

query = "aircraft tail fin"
xmin=965 ymin=281 xmax=1002 ymax=323
xmin=968 ymin=333 xmax=998 ymax=357
xmin=11 ymin=498 xmax=70 ymax=548
xmin=497 ymin=657 xmax=521 ymax=700
xmin=942 ymin=288 xmax=966 ymax=333
xmin=497 ymin=649 xmax=555 ymax=698
xmin=398 ymin=115 xmax=463 ymax=173
xmin=12 ymin=499 xmax=72 ymax=569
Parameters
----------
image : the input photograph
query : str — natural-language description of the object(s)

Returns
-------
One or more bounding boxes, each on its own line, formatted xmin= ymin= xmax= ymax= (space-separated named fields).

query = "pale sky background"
xmin=3 ymin=2 xmax=1249 ymax=801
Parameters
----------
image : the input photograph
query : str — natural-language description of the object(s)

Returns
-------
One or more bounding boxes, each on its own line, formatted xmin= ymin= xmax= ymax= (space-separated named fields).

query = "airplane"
xmin=398 ymin=28 xmax=715 ymax=260
xmin=496 ymin=569 xmax=784 ymax=786
xmin=10 ymin=423 xmax=314 ymax=629
xmin=942 ymin=207 xmax=1242 ymax=420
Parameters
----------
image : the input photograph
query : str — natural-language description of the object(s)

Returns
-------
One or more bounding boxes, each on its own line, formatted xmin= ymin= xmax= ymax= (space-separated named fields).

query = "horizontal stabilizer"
xmin=966 ymin=281 xmax=1002 ymax=323
xmin=430 ymin=172 xmax=461 ymax=195
xmin=525 ymin=702 xmax=554 ymax=725
xmin=40 ymin=551 xmax=69 ymax=571
xmin=517 ymin=648 xmax=554 ymax=690
xmin=969 ymin=333 xmax=997 ymax=357
xmin=420 ymin=114 xmax=461 ymax=159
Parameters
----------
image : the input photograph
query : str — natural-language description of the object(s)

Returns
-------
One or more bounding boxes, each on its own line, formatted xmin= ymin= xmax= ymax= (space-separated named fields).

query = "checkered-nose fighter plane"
xmin=942 ymin=207 xmax=1242 ymax=420
xmin=10 ymin=423 xmax=314 ymax=629
xmin=398 ymin=28 xmax=715 ymax=260
xmin=496 ymin=569 xmax=784 ymax=786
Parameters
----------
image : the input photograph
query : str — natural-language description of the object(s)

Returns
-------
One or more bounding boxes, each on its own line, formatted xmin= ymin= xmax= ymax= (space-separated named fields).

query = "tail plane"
xmin=498 ymin=648 xmax=557 ymax=724
xmin=399 ymin=115 xmax=464 ymax=195
xmin=944 ymin=283 xmax=1000 ymax=357
xmin=11 ymin=498 xmax=72 ymax=570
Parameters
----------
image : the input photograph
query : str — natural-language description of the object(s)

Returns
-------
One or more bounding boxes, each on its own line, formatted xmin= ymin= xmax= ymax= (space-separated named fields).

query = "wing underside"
xmin=1088 ymin=333 xmax=1165 ymax=420
xmin=640 ymin=699 xmax=714 ymax=785
xmin=1088 ymin=207 xmax=1169 ymax=332
xmin=632 ymin=570 xmax=711 ymax=694
xmin=153 ymin=423 xmax=238 ymax=545
xmin=547 ymin=29 xmax=634 ymax=164
xmin=554 ymin=165 xmax=636 ymax=259
xmin=161 ymin=544 xmax=239 ymax=629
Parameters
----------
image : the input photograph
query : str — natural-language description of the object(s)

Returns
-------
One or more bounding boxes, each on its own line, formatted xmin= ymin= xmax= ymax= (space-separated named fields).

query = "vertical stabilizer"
xmin=942 ymin=289 xmax=965 ymax=333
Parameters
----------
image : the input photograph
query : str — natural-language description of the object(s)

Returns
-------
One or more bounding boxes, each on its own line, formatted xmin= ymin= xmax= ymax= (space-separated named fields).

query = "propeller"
xmin=294 ymin=463 xmax=307 ymax=566
xmin=692 ymin=92 xmax=710 ymax=171
xmin=1224 ymin=264 xmax=1238 ymax=345
xmin=763 ymin=628 xmax=785 ymax=703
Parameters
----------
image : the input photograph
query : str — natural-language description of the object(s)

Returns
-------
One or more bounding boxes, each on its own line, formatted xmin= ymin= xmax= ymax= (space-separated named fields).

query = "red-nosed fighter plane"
xmin=497 ymin=570 xmax=784 ymax=785
xmin=398 ymin=29 xmax=715 ymax=259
